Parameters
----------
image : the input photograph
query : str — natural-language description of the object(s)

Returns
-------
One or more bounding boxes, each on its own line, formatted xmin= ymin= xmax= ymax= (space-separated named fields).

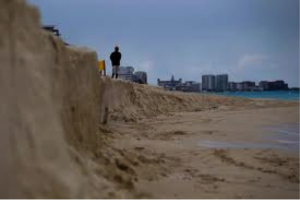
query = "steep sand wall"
xmin=0 ymin=0 xmax=159 ymax=198
xmin=0 ymin=0 xmax=112 ymax=198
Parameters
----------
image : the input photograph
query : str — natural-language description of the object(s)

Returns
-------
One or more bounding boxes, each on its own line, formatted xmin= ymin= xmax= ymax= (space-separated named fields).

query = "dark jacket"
xmin=110 ymin=51 xmax=122 ymax=66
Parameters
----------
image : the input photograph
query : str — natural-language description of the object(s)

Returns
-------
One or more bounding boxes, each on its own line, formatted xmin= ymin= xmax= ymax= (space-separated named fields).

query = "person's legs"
xmin=112 ymin=66 xmax=116 ymax=78
xmin=115 ymin=66 xmax=119 ymax=79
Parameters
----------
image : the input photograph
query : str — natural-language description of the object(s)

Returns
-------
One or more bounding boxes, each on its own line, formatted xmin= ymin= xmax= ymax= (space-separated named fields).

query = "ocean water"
xmin=211 ymin=91 xmax=300 ymax=101
xmin=198 ymin=123 xmax=299 ymax=151
xmin=266 ymin=123 xmax=300 ymax=151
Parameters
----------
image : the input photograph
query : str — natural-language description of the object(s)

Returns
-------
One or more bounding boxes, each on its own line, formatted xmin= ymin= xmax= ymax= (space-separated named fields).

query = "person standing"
xmin=110 ymin=46 xmax=122 ymax=79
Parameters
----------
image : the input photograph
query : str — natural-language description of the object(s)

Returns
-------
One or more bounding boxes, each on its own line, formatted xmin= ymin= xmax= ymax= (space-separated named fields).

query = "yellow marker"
xmin=98 ymin=60 xmax=106 ymax=71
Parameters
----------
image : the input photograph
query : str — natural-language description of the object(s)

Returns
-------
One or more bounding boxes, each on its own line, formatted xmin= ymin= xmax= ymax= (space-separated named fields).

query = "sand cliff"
xmin=0 ymin=0 xmax=298 ymax=198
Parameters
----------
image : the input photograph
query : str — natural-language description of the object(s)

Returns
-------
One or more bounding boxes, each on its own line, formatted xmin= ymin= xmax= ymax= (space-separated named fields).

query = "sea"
xmin=198 ymin=90 xmax=300 ymax=151
xmin=198 ymin=123 xmax=300 ymax=151
xmin=210 ymin=91 xmax=300 ymax=101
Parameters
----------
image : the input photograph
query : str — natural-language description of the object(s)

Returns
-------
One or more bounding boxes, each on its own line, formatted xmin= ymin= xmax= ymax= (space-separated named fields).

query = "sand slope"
xmin=0 ymin=0 xmax=120 ymax=197
xmin=0 ymin=0 xmax=298 ymax=198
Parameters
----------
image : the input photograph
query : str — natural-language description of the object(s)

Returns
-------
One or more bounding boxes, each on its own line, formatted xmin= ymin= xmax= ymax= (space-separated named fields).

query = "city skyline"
xmin=158 ymin=73 xmax=290 ymax=86
xmin=158 ymin=73 xmax=291 ymax=92
xmin=28 ymin=0 xmax=299 ymax=87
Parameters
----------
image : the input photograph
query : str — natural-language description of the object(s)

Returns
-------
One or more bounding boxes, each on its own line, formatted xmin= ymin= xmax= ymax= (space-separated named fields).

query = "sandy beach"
xmin=107 ymin=104 xmax=299 ymax=199
xmin=1 ymin=1 xmax=299 ymax=198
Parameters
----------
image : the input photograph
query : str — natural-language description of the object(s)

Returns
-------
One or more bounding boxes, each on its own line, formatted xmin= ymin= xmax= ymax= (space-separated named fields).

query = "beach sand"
xmin=1 ymin=0 xmax=299 ymax=198
xmin=108 ymin=105 xmax=299 ymax=199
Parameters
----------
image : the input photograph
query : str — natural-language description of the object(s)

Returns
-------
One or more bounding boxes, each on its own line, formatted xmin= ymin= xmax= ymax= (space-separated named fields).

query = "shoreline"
xmin=201 ymin=91 xmax=300 ymax=102
xmin=252 ymin=98 xmax=300 ymax=102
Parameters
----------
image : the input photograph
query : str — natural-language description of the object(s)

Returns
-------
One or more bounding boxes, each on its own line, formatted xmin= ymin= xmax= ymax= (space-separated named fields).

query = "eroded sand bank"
xmin=1 ymin=0 xmax=299 ymax=198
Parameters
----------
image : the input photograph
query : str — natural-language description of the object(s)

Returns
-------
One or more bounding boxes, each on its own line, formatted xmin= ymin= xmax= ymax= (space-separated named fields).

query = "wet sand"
xmin=109 ymin=105 xmax=300 ymax=199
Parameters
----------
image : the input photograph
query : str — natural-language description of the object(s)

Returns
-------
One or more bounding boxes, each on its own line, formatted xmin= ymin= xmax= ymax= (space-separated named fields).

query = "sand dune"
xmin=0 ymin=0 xmax=298 ymax=198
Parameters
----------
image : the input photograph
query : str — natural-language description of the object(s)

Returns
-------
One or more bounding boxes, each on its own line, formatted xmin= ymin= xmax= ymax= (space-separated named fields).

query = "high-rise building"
xmin=119 ymin=66 xmax=134 ymax=81
xmin=202 ymin=75 xmax=216 ymax=91
xmin=216 ymin=74 xmax=229 ymax=92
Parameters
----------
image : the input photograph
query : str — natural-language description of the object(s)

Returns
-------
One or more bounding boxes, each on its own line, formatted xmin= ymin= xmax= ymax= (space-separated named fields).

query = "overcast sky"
xmin=28 ymin=0 xmax=299 ymax=86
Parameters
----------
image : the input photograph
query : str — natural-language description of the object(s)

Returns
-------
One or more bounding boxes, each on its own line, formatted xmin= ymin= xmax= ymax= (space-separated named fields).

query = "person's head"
xmin=114 ymin=46 xmax=119 ymax=52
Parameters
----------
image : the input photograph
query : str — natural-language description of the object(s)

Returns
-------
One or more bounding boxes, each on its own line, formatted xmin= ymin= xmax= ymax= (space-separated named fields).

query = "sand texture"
xmin=0 ymin=0 xmax=299 ymax=198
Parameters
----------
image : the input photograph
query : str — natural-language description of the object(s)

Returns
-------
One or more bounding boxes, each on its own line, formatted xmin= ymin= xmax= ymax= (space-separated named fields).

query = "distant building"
xmin=119 ymin=66 xmax=134 ymax=81
xmin=228 ymin=82 xmax=237 ymax=91
xmin=259 ymin=81 xmax=269 ymax=91
xmin=232 ymin=81 xmax=256 ymax=91
xmin=177 ymin=81 xmax=201 ymax=92
xmin=273 ymin=80 xmax=288 ymax=90
xmin=187 ymin=81 xmax=201 ymax=92
xmin=259 ymin=80 xmax=288 ymax=91
xmin=199 ymin=83 xmax=202 ymax=91
xmin=241 ymin=81 xmax=255 ymax=91
xmin=158 ymin=75 xmax=182 ymax=91
xmin=134 ymin=71 xmax=147 ymax=84
xmin=216 ymin=74 xmax=229 ymax=92
xmin=175 ymin=83 xmax=190 ymax=92
xmin=202 ymin=75 xmax=216 ymax=91
xmin=157 ymin=76 xmax=200 ymax=92
xmin=242 ymin=81 xmax=255 ymax=87
xmin=290 ymin=87 xmax=300 ymax=91
xmin=236 ymin=83 xmax=244 ymax=91
xmin=229 ymin=81 xmax=265 ymax=91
